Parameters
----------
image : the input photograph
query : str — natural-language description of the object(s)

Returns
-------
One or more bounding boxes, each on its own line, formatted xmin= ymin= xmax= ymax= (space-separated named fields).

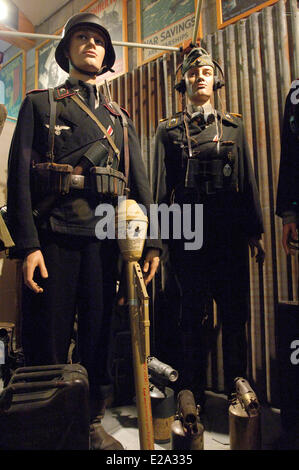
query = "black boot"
xmin=176 ymin=330 xmax=207 ymax=410
xmin=89 ymin=394 xmax=124 ymax=450
xmin=89 ymin=418 xmax=124 ymax=450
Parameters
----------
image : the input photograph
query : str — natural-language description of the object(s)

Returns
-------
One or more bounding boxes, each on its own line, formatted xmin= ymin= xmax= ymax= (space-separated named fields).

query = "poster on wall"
xmin=137 ymin=0 xmax=201 ymax=65
xmin=82 ymin=0 xmax=128 ymax=83
xmin=0 ymin=51 xmax=25 ymax=119
xmin=35 ymin=36 xmax=68 ymax=89
xmin=216 ymin=0 xmax=279 ymax=29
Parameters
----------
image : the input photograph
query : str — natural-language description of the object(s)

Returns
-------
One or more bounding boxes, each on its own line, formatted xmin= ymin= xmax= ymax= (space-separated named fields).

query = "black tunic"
xmin=276 ymin=83 xmax=299 ymax=221
xmin=152 ymin=109 xmax=264 ymax=238
xmin=7 ymin=79 xmax=162 ymax=255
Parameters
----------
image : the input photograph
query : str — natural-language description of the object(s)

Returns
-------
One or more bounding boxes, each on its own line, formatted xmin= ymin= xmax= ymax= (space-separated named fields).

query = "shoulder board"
xmin=160 ymin=111 xmax=181 ymax=123
xmin=120 ymin=106 xmax=130 ymax=118
xmin=53 ymin=86 xmax=77 ymax=100
xmin=220 ymin=111 xmax=240 ymax=126
xmin=165 ymin=112 xmax=182 ymax=129
xmin=26 ymin=89 xmax=47 ymax=95
xmin=103 ymin=102 xmax=130 ymax=118
xmin=229 ymin=112 xmax=242 ymax=118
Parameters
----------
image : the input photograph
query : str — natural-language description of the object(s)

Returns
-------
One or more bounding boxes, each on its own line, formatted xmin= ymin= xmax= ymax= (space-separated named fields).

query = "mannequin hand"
xmin=23 ymin=249 xmax=48 ymax=293
xmin=282 ymin=222 xmax=298 ymax=256
xmin=142 ymin=249 xmax=160 ymax=286
xmin=248 ymin=238 xmax=265 ymax=265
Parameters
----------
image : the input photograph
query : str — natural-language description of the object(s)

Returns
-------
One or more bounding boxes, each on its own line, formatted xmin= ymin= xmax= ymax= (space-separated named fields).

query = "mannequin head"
xmin=55 ymin=13 xmax=115 ymax=82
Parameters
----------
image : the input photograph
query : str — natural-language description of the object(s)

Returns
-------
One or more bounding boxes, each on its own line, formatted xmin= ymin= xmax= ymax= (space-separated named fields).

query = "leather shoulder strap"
xmin=70 ymin=94 xmax=120 ymax=160
xmin=47 ymin=88 xmax=57 ymax=162
xmin=110 ymin=101 xmax=130 ymax=182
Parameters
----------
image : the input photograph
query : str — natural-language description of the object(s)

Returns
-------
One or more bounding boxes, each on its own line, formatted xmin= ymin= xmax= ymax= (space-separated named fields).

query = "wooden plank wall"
xmin=107 ymin=0 xmax=298 ymax=406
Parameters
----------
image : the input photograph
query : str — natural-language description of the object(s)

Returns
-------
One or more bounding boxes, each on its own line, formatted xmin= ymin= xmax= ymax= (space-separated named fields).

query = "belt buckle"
xmin=71 ymin=174 xmax=85 ymax=190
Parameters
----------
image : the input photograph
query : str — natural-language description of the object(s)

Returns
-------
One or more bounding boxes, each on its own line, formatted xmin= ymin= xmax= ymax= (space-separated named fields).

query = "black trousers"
xmin=170 ymin=198 xmax=250 ymax=395
xmin=21 ymin=230 xmax=119 ymax=400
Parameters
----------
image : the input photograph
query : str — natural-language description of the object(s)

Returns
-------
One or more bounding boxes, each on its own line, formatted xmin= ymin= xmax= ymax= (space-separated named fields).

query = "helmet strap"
xmin=69 ymin=58 xmax=106 ymax=77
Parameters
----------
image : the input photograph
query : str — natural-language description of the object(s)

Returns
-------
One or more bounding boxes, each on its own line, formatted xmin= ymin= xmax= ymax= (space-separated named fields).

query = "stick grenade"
xmin=116 ymin=198 xmax=155 ymax=450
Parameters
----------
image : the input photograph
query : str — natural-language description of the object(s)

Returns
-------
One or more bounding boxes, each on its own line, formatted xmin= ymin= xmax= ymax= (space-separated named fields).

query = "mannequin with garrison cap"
xmin=7 ymin=12 xmax=161 ymax=450
xmin=152 ymin=47 xmax=265 ymax=408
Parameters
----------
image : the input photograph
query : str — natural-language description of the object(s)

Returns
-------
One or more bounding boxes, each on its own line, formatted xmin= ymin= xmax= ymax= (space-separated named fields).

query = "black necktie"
xmin=83 ymin=83 xmax=96 ymax=111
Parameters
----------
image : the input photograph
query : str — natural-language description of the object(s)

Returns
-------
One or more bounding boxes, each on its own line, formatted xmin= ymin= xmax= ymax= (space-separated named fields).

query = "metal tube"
xmin=227 ymin=25 xmax=238 ymax=113
xmin=163 ymin=54 xmax=169 ymax=118
xmin=0 ymin=30 xmax=180 ymax=51
xmin=192 ymin=0 xmax=203 ymax=45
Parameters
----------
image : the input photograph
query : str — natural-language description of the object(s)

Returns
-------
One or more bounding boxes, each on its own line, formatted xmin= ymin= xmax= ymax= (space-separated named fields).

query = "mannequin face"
xmin=67 ymin=27 xmax=106 ymax=80
xmin=184 ymin=65 xmax=214 ymax=106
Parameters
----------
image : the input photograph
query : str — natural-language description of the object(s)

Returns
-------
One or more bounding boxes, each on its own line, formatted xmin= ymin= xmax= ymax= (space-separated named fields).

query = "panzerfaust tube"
xmin=126 ymin=261 xmax=154 ymax=450
xmin=116 ymin=199 xmax=154 ymax=450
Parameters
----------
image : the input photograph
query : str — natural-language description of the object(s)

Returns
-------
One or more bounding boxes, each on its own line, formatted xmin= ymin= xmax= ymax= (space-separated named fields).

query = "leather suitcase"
xmin=0 ymin=364 xmax=90 ymax=450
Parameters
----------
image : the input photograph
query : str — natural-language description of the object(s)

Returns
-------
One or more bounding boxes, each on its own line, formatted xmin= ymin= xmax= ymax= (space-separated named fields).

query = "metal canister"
xmin=150 ymin=386 xmax=175 ymax=443
xmin=171 ymin=417 xmax=204 ymax=450
xmin=171 ymin=389 xmax=204 ymax=450
xmin=229 ymin=378 xmax=261 ymax=450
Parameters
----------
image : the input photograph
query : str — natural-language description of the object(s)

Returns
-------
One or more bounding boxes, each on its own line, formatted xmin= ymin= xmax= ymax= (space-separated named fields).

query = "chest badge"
xmin=45 ymin=124 xmax=71 ymax=135
xmin=223 ymin=163 xmax=232 ymax=177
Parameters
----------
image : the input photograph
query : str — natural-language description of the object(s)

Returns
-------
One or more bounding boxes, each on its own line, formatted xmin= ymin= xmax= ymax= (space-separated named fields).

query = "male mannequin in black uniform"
xmin=152 ymin=47 xmax=264 ymax=406
xmin=276 ymin=81 xmax=299 ymax=256
xmin=7 ymin=13 xmax=161 ymax=450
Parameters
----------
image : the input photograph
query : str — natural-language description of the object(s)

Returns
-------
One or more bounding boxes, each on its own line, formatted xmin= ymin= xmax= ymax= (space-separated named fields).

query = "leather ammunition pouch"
xmin=31 ymin=88 xmax=74 ymax=197
xmin=32 ymin=161 xmax=74 ymax=195
xmin=89 ymin=166 xmax=127 ymax=197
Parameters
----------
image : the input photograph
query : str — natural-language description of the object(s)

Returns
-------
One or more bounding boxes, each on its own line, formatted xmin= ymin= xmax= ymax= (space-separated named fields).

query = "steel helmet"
xmin=55 ymin=12 xmax=116 ymax=75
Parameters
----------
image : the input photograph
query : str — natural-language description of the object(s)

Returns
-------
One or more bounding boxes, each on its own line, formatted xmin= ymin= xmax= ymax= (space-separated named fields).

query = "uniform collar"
xmin=185 ymin=105 xmax=238 ymax=127
xmin=66 ymin=78 xmax=100 ymax=108
xmin=186 ymin=102 xmax=214 ymax=120
xmin=186 ymin=103 xmax=216 ymax=125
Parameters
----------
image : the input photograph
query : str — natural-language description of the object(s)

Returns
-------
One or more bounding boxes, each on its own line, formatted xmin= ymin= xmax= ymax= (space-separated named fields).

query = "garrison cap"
xmin=181 ymin=47 xmax=215 ymax=76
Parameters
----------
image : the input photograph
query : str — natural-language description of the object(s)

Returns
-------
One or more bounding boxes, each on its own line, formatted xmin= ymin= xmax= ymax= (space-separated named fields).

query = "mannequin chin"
xmin=184 ymin=73 xmax=213 ymax=108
